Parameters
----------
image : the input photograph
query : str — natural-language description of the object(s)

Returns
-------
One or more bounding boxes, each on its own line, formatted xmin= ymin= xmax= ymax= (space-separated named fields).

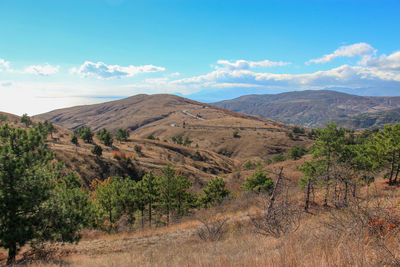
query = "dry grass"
xmin=24 ymin=212 xmax=400 ymax=267
xmin=16 ymin=185 xmax=400 ymax=267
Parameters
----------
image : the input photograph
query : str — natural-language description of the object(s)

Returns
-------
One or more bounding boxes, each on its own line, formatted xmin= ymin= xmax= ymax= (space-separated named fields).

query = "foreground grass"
xmin=25 ymin=210 xmax=400 ymax=266
xmin=10 ymin=182 xmax=400 ymax=267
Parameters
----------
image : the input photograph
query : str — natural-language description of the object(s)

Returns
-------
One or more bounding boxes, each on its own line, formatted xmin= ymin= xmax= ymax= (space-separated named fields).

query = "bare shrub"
xmin=324 ymin=195 xmax=400 ymax=266
xmin=196 ymin=209 xmax=229 ymax=242
xmin=250 ymin=167 xmax=302 ymax=238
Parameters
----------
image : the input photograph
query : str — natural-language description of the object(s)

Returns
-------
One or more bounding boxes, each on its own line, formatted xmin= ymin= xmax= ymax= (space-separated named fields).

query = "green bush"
xmin=272 ymin=153 xmax=286 ymax=163
xmin=241 ymin=168 xmax=274 ymax=193
xmin=288 ymin=146 xmax=307 ymax=160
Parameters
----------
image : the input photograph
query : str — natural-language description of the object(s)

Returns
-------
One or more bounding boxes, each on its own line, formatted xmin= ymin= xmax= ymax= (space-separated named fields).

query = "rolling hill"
xmin=337 ymin=107 xmax=400 ymax=129
xmin=36 ymin=94 xmax=311 ymax=161
xmin=212 ymin=90 xmax=400 ymax=128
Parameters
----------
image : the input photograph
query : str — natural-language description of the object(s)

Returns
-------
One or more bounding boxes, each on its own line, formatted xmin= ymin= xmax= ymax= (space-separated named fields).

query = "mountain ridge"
xmin=212 ymin=90 xmax=400 ymax=128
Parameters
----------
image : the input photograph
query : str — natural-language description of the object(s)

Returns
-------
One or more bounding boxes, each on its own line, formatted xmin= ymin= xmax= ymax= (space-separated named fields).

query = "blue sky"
xmin=0 ymin=0 xmax=400 ymax=115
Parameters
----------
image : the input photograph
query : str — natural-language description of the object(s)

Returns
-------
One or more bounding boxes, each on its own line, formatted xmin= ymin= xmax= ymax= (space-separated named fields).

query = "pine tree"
xmin=92 ymin=144 xmax=103 ymax=157
xmin=0 ymin=124 xmax=90 ymax=264
xmin=157 ymin=165 xmax=193 ymax=224
xmin=20 ymin=113 xmax=32 ymax=127
xmin=96 ymin=128 xmax=113 ymax=147
xmin=199 ymin=177 xmax=230 ymax=207
xmin=115 ymin=128 xmax=129 ymax=142
xmin=241 ymin=168 xmax=274 ymax=194
xmin=140 ymin=171 xmax=159 ymax=227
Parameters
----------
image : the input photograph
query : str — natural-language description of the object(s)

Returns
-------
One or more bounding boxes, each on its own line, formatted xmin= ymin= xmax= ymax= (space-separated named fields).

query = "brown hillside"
xmin=36 ymin=94 xmax=311 ymax=160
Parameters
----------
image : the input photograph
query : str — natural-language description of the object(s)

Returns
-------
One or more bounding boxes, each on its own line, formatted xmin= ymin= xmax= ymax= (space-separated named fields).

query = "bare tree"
xmin=250 ymin=167 xmax=302 ymax=238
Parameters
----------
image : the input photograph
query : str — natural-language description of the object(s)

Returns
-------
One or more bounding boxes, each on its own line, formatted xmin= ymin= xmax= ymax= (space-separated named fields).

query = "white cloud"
xmin=308 ymin=43 xmax=376 ymax=64
xmin=24 ymin=64 xmax=60 ymax=76
xmin=0 ymin=59 xmax=11 ymax=72
xmin=360 ymin=51 xmax=400 ymax=71
xmin=216 ymin=59 xmax=290 ymax=70
xmin=71 ymin=61 xmax=166 ymax=79
xmin=166 ymin=60 xmax=400 ymax=92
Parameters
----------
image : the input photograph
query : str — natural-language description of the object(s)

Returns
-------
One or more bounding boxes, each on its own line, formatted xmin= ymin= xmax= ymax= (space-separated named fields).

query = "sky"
xmin=0 ymin=0 xmax=400 ymax=115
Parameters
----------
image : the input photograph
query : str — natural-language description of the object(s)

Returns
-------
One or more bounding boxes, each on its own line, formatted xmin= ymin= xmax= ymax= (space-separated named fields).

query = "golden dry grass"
xmin=12 ymin=183 xmax=400 ymax=267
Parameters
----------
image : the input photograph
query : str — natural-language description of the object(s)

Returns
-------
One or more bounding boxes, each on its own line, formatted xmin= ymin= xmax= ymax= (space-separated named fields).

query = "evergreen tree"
xmin=44 ymin=120 xmax=56 ymax=138
xmin=115 ymin=128 xmax=129 ymax=142
xmin=372 ymin=124 xmax=400 ymax=184
xmin=20 ymin=113 xmax=32 ymax=127
xmin=91 ymin=144 xmax=103 ymax=157
xmin=299 ymin=159 xmax=324 ymax=212
xmin=241 ymin=168 xmax=274 ymax=194
xmin=96 ymin=128 xmax=113 ymax=147
xmin=312 ymin=122 xmax=346 ymax=206
xmin=71 ymin=134 xmax=79 ymax=147
xmin=199 ymin=177 xmax=230 ymax=207
xmin=76 ymin=126 xmax=93 ymax=143
xmin=158 ymin=165 xmax=193 ymax=224
xmin=139 ymin=171 xmax=159 ymax=227
xmin=0 ymin=124 xmax=90 ymax=264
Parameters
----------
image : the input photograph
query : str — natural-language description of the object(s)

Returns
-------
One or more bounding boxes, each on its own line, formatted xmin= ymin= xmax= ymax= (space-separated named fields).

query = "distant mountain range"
xmin=212 ymin=90 xmax=400 ymax=128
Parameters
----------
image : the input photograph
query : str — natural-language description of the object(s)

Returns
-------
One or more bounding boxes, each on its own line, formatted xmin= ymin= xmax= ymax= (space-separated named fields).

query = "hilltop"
xmin=212 ymin=90 xmax=400 ymax=128
xmin=36 ymin=94 xmax=311 ymax=161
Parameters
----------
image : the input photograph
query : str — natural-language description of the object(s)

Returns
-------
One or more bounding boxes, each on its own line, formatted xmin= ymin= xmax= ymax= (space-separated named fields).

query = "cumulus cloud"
xmin=24 ymin=64 xmax=60 ymax=76
xmin=216 ymin=59 xmax=290 ymax=70
xmin=308 ymin=43 xmax=376 ymax=64
xmin=360 ymin=51 xmax=400 ymax=71
xmin=167 ymin=61 xmax=400 ymax=92
xmin=71 ymin=61 xmax=165 ymax=79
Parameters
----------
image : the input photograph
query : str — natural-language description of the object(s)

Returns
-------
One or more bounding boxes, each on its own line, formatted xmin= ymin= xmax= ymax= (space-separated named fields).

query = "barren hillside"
xmin=212 ymin=90 xmax=400 ymax=128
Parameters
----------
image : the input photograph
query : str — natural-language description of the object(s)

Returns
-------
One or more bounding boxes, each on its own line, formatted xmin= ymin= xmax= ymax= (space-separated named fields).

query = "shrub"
xmin=241 ymin=168 xmax=274 ymax=193
xmin=232 ymin=130 xmax=239 ymax=138
xmin=288 ymin=146 xmax=307 ymax=160
xmin=292 ymin=126 xmax=305 ymax=134
xmin=272 ymin=153 xmax=286 ymax=163
xmin=96 ymin=128 xmax=113 ymax=147
xmin=115 ymin=128 xmax=129 ymax=142
xmin=243 ymin=160 xmax=255 ymax=170
xmin=91 ymin=144 xmax=103 ymax=157
xmin=147 ymin=134 xmax=157 ymax=140
xmin=198 ymin=177 xmax=231 ymax=208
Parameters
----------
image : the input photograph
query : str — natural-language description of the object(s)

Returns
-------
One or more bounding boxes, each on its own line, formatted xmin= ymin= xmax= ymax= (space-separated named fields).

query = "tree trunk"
xmin=324 ymin=152 xmax=331 ymax=207
xmin=141 ymin=208 xmax=145 ymax=229
xmin=344 ymin=181 xmax=348 ymax=205
xmin=7 ymin=242 xmax=17 ymax=265
xmin=166 ymin=207 xmax=170 ymax=225
xmin=267 ymin=167 xmax=284 ymax=215
xmin=389 ymin=151 xmax=396 ymax=185
xmin=148 ymin=202 xmax=152 ymax=228
xmin=394 ymin=153 xmax=400 ymax=184
xmin=305 ymin=178 xmax=311 ymax=212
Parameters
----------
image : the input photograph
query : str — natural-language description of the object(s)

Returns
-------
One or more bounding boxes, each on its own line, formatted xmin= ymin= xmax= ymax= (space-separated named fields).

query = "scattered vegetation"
xmin=75 ymin=126 xmax=94 ymax=143
xmin=91 ymin=144 xmax=103 ymax=157
xmin=198 ymin=177 xmax=231 ymax=207
xmin=288 ymin=146 xmax=307 ymax=160
xmin=0 ymin=114 xmax=7 ymax=123
xmin=115 ymin=128 xmax=129 ymax=142
xmin=96 ymin=128 xmax=113 ymax=147
xmin=172 ymin=135 xmax=193 ymax=146
xmin=241 ymin=168 xmax=274 ymax=193
xmin=20 ymin=113 xmax=32 ymax=127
